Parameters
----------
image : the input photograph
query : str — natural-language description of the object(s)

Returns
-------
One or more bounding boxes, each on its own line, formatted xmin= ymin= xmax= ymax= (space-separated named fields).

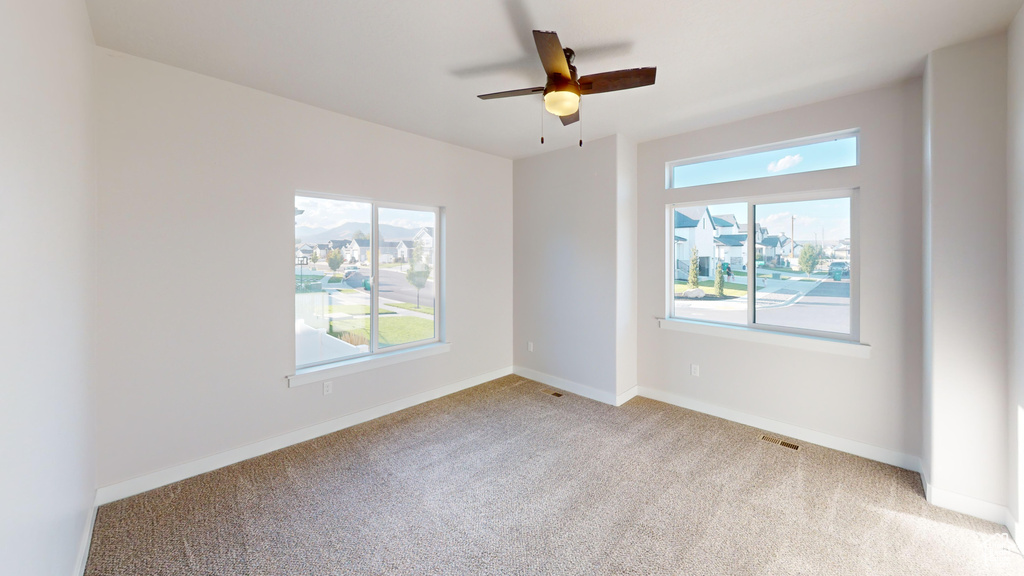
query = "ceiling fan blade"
xmin=559 ymin=110 xmax=580 ymax=126
xmin=478 ymin=86 xmax=544 ymax=100
xmin=579 ymin=67 xmax=656 ymax=95
xmin=533 ymin=30 xmax=571 ymax=78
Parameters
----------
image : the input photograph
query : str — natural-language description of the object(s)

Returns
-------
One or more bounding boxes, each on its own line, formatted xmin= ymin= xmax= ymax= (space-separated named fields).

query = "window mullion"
xmin=747 ymin=202 xmax=755 ymax=327
xmin=370 ymin=204 xmax=379 ymax=353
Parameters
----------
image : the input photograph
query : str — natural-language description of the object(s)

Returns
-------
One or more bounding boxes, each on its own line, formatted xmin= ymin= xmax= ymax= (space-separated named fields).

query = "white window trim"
xmin=657 ymin=318 xmax=870 ymax=358
xmin=287 ymin=341 xmax=452 ymax=387
xmin=666 ymin=187 xmax=860 ymax=344
xmin=665 ymin=128 xmax=860 ymax=189
xmin=292 ymin=191 xmax=445 ymax=380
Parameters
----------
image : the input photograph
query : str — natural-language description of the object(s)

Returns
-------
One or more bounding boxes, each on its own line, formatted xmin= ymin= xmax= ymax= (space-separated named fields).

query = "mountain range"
xmin=296 ymin=222 xmax=421 ymax=245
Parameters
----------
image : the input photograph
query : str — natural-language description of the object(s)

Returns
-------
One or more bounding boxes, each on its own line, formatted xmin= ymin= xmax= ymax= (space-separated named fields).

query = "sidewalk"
xmin=677 ymin=275 xmax=822 ymax=310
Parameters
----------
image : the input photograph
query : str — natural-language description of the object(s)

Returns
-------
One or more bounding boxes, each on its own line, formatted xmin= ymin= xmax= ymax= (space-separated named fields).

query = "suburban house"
xmin=395 ymin=240 xmax=413 ymax=262
xmin=9 ymin=2 xmax=1024 ymax=575
xmin=758 ymin=233 xmax=791 ymax=263
xmin=831 ymin=238 xmax=852 ymax=260
xmin=343 ymin=238 xmax=371 ymax=263
xmin=714 ymin=233 xmax=747 ymax=267
xmin=295 ymin=243 xmax=316 ymax=260
xmin=673 ymin=206 xmax=716 ymax=277
xmin=379 ymin=240 xmax=400 ymax=263
xmin=711 ymin=213 xmax=740 ymax=235
xmin=412 ymin=226 xmax=435 ymax=264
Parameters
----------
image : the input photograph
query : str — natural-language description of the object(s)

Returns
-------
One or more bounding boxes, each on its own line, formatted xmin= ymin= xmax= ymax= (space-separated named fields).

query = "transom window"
xmin=668 ymin=131 xmax=858 ymax=189
xmin=295 ymin=193 xmax=441 ymax=369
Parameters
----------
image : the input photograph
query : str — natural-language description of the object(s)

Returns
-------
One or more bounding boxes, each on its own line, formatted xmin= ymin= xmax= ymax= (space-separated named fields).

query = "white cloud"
xmin=767 ymin=154 xmax=803 ymax=173
xmin=295 ymin=196 xmax=371 ymax=229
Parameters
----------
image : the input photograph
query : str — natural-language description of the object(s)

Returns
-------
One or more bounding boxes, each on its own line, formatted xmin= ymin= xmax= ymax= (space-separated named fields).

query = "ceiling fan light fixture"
xmin=544 ymin=90 xmax=580 ymax=116
xmin=543 ymin=77 xmax=581 ymax=116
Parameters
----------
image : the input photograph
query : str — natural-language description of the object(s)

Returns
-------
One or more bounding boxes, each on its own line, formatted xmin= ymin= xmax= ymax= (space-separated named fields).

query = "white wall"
xmin=0 ymin=1 xmax=97 ymax=574
xmin=513 ymin=135 xmax=622 ymax=401
xmin=637 ymin=81 xmax=924 ymax=463
xmin=1008 ymin=5 xmax=1024 ymax=529
xmin=511 ymin=133 xmax=641 ymax=404
xmin=94 ymin=51 xmax=513 ymax=487
xmin=924 ymin=33 xmax=1009 ymax=513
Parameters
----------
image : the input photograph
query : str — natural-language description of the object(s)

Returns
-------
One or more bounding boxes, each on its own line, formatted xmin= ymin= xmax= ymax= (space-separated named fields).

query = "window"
xmin=668 ymin=131 xmax=858 ymax=189
xmin=295 ymin=194 xmax=441 ymax=370
xmin=668 ymin=190 xmax=856 ymax=340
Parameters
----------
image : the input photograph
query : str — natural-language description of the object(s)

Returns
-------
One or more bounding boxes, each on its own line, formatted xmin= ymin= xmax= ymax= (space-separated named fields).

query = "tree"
xmin=406 ymin=239 xmax=432 ymax=308
xmin=798 ymin=244 xmax=824 ymax=275
xmin=327 ymin=248 xmax=344 ymax=273
xmin=714 ymin=263 xmax=725 ymax=297
xmin=688 ymin=247 xmax=700 ymax=289
xmin=310 ymin=250 xmax=319 ymax=265
xmin=353 ymin=230 xmax=369 ymax=241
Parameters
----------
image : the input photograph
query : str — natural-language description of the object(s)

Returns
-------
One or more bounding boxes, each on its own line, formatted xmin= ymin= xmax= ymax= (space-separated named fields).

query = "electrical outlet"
xmin=528 ymin=341 xmax=534 ymax=352
xmin=323 ymin=381 xmax=333 ymax=395
xmin=690 ymin=364 xmax=699 ymax=377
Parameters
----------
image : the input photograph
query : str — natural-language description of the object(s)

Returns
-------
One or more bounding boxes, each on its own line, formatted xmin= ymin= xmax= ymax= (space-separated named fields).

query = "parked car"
xmin=828 ymin=261 xmax=850 ymax=278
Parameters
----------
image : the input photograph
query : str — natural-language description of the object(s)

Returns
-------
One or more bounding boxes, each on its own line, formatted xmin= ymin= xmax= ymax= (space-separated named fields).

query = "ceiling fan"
xmin=478 ymin=30 xmax=656 ymax=127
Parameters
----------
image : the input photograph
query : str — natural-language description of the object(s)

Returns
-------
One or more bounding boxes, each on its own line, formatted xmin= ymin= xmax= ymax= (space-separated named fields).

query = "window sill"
xmin=657 ymin=318 xmax=870 ymax=358
xmin=287 ymin=342 xmax=452 ymax=388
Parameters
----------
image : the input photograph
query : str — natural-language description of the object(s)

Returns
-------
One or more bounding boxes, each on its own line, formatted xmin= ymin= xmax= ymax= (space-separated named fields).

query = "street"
xmin=674 ymin=273 xmax=851 ymax=334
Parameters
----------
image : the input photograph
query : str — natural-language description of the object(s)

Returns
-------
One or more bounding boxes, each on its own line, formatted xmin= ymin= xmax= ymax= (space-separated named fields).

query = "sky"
xmin=756 ymin=197 xmax=850 ymax=243
xmin=295 ymin=196 xmax=434 ymax=230
xmin=671 ymin=136 xmax=857 ymax=189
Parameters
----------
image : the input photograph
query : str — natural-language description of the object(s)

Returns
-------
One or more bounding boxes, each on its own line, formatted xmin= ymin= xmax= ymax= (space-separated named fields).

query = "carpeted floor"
xmin=86 ymin=375 xmax=1024 ymax=575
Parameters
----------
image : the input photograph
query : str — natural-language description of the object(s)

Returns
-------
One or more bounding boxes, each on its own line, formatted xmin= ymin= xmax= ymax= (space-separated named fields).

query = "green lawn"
xmin=330 ymin=316 xmax=434 ymax=347
xmin=675 ymin=280 xmax=749 ymax=298
xmin=386 ymin=303 xmax=434 ymax=315
xmin=328 ymin=304 xmax=396 ymax=316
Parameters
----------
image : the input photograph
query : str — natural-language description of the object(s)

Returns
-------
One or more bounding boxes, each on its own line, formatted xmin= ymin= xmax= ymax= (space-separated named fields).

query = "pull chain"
xmin=578 ymin=99 xmax=583 ymax=147
xmin=540 ymin=100 xmax=545 ymax=144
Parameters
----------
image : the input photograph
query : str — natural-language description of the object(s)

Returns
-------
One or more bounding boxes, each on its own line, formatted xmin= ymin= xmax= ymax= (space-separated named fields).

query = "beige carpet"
xmin=86 ymin=375 xmax=1024 ymax=575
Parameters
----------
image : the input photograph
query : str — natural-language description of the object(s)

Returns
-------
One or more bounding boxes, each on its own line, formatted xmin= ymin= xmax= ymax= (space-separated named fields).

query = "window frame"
xmin=665 ymin=129 xmax=860 ymax=189
xmin=293 ymin=191 xmax=445 ymax=373
xmin=665 ymin=187 xmax=860 ymax=343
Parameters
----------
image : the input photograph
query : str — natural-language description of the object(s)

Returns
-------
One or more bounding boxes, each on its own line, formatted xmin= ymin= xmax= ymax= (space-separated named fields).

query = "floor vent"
xmin=542 ymin=389 xmax=563 ymax=397
xmin=761 ymin=434 xmax=800 ymax=450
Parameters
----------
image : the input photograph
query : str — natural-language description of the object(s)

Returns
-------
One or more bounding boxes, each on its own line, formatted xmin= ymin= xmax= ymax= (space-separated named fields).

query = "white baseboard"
xmin=925 ymin=481 xmax=1015 ymax=529
xmin=95 ymin=366 xmax=513 ymax=505
xmin=638 ymin=386 xmax=921 ymax=472
xmin=74 ymin=500 xmax=97 ymax=576
xmin=512 ymin=366 xmax=618 ymax=405
xmin=615 ymin=386 xmax=639 ymax=407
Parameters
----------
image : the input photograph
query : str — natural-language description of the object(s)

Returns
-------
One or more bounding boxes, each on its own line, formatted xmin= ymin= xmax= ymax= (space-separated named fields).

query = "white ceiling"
xmin=85 ymin=0 xmax=1023 ymax=159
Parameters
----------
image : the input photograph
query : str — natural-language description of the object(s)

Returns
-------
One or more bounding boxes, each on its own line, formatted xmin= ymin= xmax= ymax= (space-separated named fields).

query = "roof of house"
xmin=715 ymin=234 xmax=747 ymax=247
xmin=759 ymin=235 xmax=788 ymax=248
xmin=380 ymin=240 xmax=401 ymax=248
xmin=712 ymin=214 xmax=739 ymax=229
xmin=674 ymin=206 xmax=709 ymax=228
xmin=349 ymin=238 xmax=370 ymax=248
xmin=415 ymin=227 xmax=434 ymax=238
xmin=328 ymin=239 xmax=348 ymax=249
